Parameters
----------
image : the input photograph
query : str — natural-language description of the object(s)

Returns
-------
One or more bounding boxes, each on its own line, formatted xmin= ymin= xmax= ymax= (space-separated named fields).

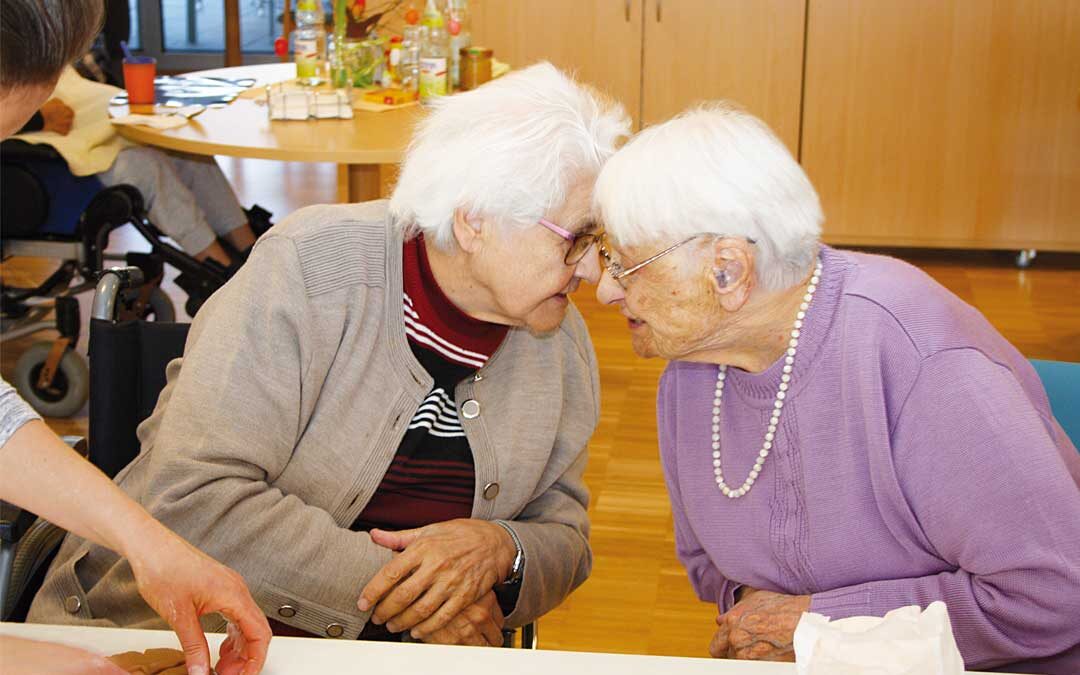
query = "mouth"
xmin=624 ymin=313 xmax=647 ymax=330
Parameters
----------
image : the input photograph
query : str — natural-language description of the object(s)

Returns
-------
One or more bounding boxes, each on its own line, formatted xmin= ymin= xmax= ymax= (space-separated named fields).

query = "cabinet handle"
xmin=656 ymin=0 xmax=662 ymax=22
xmin=625 ymin=0 xmax=631 ymax=22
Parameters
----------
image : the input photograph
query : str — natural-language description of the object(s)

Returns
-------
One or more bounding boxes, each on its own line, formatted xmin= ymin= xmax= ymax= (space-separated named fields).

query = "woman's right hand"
xmin=124 ymin=521 xmax=271 ymax=675
xmin=0 ymin=636 xmax=126 ymax=675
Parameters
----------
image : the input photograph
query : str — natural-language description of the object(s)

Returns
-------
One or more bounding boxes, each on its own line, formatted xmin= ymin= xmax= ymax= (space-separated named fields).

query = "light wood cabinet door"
xmin=470 ymin=0 xmax=644 ymax=128
xmin=639 ymin=0 xmax=806 ymax=153
xmin=802 ymin=0 xmax=1080 ymax=251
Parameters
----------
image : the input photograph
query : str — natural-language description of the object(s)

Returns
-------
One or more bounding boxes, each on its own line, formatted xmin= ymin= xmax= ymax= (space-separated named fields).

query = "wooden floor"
xmin=3 ymin=157 xmax=1079 ymax=657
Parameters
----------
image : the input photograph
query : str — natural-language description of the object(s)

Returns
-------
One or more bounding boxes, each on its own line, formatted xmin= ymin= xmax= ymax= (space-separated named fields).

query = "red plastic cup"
xmin=123 ymin=57 xmax=157 ymax=105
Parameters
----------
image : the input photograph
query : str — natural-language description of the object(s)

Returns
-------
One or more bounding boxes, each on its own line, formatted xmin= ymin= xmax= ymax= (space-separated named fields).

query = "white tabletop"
xmin=0 ymin=622 xmax=1016 ymax=674
xmin=0 ymin=622 xmax=789 ymax=674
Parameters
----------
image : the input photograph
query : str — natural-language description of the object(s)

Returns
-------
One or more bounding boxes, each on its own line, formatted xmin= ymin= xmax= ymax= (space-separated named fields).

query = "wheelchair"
xmin=1 ymin=139 xmax=233 ymax=417
xmin=1 ymin=266 xmax=538 ymax=647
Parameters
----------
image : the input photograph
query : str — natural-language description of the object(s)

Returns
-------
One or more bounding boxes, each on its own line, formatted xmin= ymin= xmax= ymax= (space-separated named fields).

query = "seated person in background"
xmin=591 ymin=103 xmax=1080 ymax=672
xmin=13 ymin=66 xmax=259 ymax=268
xmin=29 ymin=62 xmax=630 ymax=647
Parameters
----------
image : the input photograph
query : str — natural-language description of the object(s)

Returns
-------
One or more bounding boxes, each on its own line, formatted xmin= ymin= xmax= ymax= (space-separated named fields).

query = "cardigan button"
xmin=277 ymin=605 xmax=297 ymax=618
xmin=461 ymin=399 xmax=481 ymax=419
xmin=325 ymin=623 xmax=345 ymax=638
xmin=64 ymin=595 xmax=82 ymax=614
xmin=483 ymin=482 xmax=500 ymax=500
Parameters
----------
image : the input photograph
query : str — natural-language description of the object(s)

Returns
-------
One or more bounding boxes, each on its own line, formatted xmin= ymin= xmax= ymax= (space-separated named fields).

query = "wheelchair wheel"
xmin=12 ymin=342 xmax=90 ymax=418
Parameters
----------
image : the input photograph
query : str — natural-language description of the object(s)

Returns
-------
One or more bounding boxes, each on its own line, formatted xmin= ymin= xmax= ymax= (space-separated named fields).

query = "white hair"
xmin=594 ymin=102 xmax=823 ymax=292
xmin=389 ymin=62 xmax=630 ymax=248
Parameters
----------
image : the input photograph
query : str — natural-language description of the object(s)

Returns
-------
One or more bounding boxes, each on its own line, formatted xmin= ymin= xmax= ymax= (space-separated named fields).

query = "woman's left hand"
xmin=710 ymin=588 xmax=810 ymax=661
xmin=358 ymin=519 xmax=517 ymax=637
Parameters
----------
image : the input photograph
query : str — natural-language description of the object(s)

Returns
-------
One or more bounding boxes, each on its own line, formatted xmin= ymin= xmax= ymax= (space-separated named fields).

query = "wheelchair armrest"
xmin=0 ymin=516 xmax=66 ymax=621
xmin=92 ymin=266 xmax=146 ymax=322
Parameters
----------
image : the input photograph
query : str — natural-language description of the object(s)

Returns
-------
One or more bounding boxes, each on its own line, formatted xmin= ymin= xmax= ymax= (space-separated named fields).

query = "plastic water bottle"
xmin=419 ymin=24 xmax=448 ymax=104
xmin=295 ymin=0 xmax=327 ymax=85
xmin=418 ymin=0 xmax=448 ymax=103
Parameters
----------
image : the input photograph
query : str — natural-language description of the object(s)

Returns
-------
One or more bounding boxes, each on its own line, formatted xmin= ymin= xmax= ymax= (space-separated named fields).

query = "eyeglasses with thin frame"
xmin=538 ymin=218 xmax=601 ymax=265
xmin=598 ymin=232 xmax=757 ymax=288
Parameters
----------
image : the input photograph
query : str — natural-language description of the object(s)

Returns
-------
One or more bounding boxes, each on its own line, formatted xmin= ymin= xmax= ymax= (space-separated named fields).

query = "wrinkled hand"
xmin=420 ymin=591 xmax=505 ymax=647
xmin=126 ymin=525 xmax=271 ymax=675
xmin=0 ymin=636 xmax=126 ymax=675
xmin=358 ymin=518 xmax=516 ymax=639
xmin=710 ymin=588 xmax=810 ymax=661
xmin=40 ymin=98 xmax=75 ymax=135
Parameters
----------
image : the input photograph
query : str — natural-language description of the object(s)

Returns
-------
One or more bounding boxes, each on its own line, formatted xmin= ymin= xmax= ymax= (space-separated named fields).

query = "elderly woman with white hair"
xmin=29 ymin=63 xmax=628 ymax=647
xmin=594 ymin=104 xmax=1080 ymax=673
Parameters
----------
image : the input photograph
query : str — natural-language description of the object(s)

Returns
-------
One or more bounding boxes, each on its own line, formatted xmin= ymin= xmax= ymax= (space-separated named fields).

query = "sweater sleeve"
xmin=134 ymin=235 xmax=392 ymax=639
xmin=810 ymin=348 xmax=1080 ymax=669
xmin=657 ymin=367 xmax=741 ymax=613
xmin=0 ymin=378 xmax=41 ymax=448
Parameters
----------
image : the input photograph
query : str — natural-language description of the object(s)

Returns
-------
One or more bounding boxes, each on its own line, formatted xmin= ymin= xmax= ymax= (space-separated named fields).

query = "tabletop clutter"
xmin=268 ymin=0 xmax=496 ymax=120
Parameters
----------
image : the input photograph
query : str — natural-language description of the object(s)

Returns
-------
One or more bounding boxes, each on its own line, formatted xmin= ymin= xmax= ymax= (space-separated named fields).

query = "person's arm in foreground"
xmin=0 ymin=414 xmax=270 ymax=675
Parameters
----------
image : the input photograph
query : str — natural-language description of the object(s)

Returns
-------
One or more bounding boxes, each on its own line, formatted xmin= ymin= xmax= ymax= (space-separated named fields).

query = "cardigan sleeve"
xmin=811 ymin=348 xmax=1080 ymax=670
xmin=134 ymin=234 xmax=394 ymax=639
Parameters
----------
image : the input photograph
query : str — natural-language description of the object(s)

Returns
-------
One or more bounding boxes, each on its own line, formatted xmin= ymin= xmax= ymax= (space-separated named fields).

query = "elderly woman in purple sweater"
xmin=593 ymin=103 xmax=1080 ymax=674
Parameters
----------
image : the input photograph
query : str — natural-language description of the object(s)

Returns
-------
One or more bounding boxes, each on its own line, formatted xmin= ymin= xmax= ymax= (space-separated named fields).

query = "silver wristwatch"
xmin=493 ymin=519 xmax=525 ymax=585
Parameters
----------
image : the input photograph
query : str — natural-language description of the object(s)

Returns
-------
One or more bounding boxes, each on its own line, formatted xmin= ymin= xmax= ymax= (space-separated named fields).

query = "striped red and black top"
xmin=351 ymin=235 xmax=508 ymax=533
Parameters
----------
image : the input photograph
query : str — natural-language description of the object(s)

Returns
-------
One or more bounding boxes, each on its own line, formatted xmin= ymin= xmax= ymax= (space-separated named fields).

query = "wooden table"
xmin=111 ymin=63 xmax=424 ymax=203
xmin=0 ymin=622 xmax=1021 ymax=674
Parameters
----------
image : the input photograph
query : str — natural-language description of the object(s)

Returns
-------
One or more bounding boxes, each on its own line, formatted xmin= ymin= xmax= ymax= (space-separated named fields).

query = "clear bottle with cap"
xmin=294 ymin=0 xmax=327 ymax=86
xmin=418 ymin=0 xmax=448 ymax=103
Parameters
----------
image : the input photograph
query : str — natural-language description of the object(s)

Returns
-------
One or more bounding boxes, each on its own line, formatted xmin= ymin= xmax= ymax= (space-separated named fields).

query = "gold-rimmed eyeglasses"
xmin=598 ymin=232 xmax=757 ymax=288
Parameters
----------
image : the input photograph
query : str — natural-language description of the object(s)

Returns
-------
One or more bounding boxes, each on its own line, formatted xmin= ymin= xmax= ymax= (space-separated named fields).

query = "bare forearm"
xmin=0 ymin=420 xmax=159 ymax=558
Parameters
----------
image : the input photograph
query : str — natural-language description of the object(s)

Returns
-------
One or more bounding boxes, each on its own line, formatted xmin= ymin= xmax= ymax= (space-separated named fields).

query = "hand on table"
xmin=125 ymin=524 xmax=271 ymax=675
xmin=420 ymin=591 xmax=505 ymax=647
xmin=709 ymin=588 xmax=810 ymax=661
xmin=40 ymin=98 xmax=75 ymax=135
xmin=0 ymin=636 xmax=126 ymax=675
xmin=358 ymin=518 xmax=517 ymax=639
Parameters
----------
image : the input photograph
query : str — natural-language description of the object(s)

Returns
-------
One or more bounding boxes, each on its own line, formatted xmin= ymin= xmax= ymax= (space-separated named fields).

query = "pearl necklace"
xmin=711 ymin=257 xmax=822 ymax=498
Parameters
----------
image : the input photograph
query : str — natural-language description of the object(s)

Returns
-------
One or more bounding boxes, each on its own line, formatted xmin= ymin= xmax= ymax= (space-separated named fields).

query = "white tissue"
xmin=793 ymin=602 xmax=965 ymax=675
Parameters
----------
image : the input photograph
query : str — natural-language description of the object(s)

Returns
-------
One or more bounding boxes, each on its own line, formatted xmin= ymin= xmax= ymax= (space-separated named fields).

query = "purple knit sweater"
xmin=657 ymin=246 xmax=1080 ymax=674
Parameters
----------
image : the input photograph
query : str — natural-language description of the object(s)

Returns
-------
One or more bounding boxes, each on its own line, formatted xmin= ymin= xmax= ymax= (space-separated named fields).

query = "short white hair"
xmin=594 ymin=102 xmax=823 ymax=291
xmin=389 ymin=62 xmax=630 ymax=248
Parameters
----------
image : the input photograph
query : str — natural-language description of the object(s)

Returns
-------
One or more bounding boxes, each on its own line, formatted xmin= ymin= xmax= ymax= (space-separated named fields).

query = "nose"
xmin=596 ymin=268 xmax=625 ymax=306
xmin=573 ymin=243 xmax=602 ymax=285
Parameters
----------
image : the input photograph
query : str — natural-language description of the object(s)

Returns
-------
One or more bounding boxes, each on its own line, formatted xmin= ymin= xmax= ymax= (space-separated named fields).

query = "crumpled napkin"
xmin=110 ymin=114 xmax=188 ymax=130
xmin=793 ymin=602 xmax=965 ymax=675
